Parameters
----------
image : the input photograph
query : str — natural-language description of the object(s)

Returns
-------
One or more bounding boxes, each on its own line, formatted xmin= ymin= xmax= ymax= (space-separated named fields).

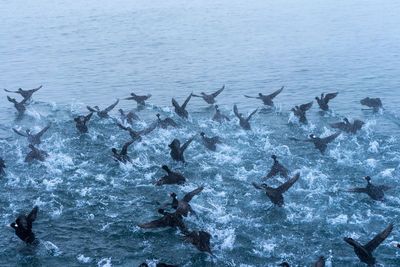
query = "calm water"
xmin=1 ymin=0 xmax=400 ymax=266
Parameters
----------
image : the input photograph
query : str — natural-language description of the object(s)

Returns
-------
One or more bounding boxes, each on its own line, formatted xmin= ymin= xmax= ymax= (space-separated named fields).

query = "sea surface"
xmin=1 ymin=0 xmax=400 ymax=266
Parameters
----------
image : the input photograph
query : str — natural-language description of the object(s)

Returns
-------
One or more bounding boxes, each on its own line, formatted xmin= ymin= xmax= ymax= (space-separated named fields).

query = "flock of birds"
xmin=1 ymin=84 xmax=396 ymax=266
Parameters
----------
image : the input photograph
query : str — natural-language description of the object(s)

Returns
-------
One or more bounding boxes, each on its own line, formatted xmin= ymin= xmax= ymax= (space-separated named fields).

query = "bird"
xmin=360 ymin=97 xmax=382 ymax=112
xmin=7 ymin=96 xmax=29 ymax=116
xmin=212 ymin=105 xmax=230 ymax=123
xmin=252 ymin=173 xmax=300 ymax=207
xmin=330 ymin=118 xmax=364 ymax=134
xmin=233 ymin=104 xmax=258 ymax=130
xmin=165 ymin=186 xmax=204 ymax=217
xmin=192 ymin=85 xmax=225 ymax=104
xmin=0 ymin=156 xmax=6 ymax=176
xmin=172 ymin=93 xmax=192 ymax=118
xmin=312 ymin=256 xmax=325 ymax=267
xmin=344 ymin=176 xmax=395 ymax=201
xmin=315 ymin=92 xmax=338 ymax=111
xmin=278 ymin=262 xmax=290 ymax=267
xmin=263 ymin=155 xmax=290 ymax=180
xmin=9 ymin=206 xmax=39 ymax=244
xmin=87 ymin=99 xmax=119 ymax=118
xmin=4 ymin=85 xmax=42 ymax=101
xmin=168 ymin=136 xmax=195 ymax=163
xmin=25 ymin=144 xmax=49 ymax=162
xmin=152 ymin=165 xmax=186 ymax=186
xmin=291 ymin=102 xmax=313 ymax=124
xmin=138 ymin=209 xmax=187 ymax=233
xmin=344 ymin=223 xmax=393 ymax=265
xmin=156 ymin=113 xmax=178 ymax=129
xmin=124 ymin=92 xmax=151 ymax=106
xmin=244 ymin=86 xmax=284 ymax=107
xmin=12 ymin=124 xmax=50 ymax=145
xmin=119 ymin=109 xmax=139 ymax=125
xmin=199 ymin=132 xmax=222 ymax=151
xmin=111 ymin=140 xmax=134 ymax=164
xmin=290 ymin=132 xmax=341 ymax=153
xmin=74 ymin=112 xmax=93 ymax=133
xmin=116 ymin=122 xmax=157 ymax=142
xmin=139 ymin=263 xmax=177 ymax=267
xmin=181 ymin=230 xmax=213 ymax=255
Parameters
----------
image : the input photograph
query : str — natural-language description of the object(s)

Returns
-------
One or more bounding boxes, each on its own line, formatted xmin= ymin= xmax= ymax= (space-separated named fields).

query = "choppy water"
xmin=1 ymin=0 xmax=400 ymax=266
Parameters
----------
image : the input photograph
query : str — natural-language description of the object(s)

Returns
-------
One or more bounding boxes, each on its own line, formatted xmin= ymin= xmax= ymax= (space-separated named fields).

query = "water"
xmin=1 ymin=0 xmax=400 ymax=266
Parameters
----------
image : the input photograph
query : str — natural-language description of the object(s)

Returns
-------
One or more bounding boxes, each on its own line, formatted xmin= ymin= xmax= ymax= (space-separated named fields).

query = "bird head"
xmin=199 ymin=132 xmax=205 ymax=137
xmin=161 ymin=165 xmax=169 ymax=171
xmin=168 ymin=193 xmax=177 ymax=198
xmin=111 ymin=148 xmax=117 ymax=154
xmin=363 ymin=176 xmax=371 ymax=182
xmin=271 ymin=154 xmax=277 ymax=160
xmin=309 ymin=134 xmax=316 ymax=139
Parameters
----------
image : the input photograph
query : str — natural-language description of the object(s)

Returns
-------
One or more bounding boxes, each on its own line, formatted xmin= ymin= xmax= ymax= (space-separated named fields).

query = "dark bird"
xmin=117 ymin=122 xmax=157 ymax=142
xmin=290 ymin=132 xmax=341 ymax=153
xmin=87 ymin=99 xmax=119 ymax=118
xmin=344 ymin=176 xmax=395 ymax=201
xmin=156 ymin=113 xmax=178 ymax=129
xmin=25 ymin=144 xmax=49 ymax=162
xmin=291 ymin=102 xmax=313 ymax=124
xmin=138 ymin=209 xmax=187 ymax=233
xmin=360 ymin=97 xmax=382 ymax=112
xmin=212 ymin=105 xmax=230 ymax=123
xmin=111 ymin=140 xmax=134 ymax=163
xmin=7 ymin=96 xmax=29 ymax=115
xmin=9 ymin=206 xmax=39 ymax=244
xmin=263 ymin=155 xmax=290 ymax=180
xmin=192 ymin=85 xmax=225 ymax=104
xmin=168 ymin=136 xmax=195 ymax=163
xmin=124 ymin=92 xmax=151 ymax=106
xmin=233 ymin=104 xmax=258 ymax=130
xmin=12 ymin=124 xmax=50 ymax=145
xmin=166 ymin=186 xmax=204 ymax=217
xmin=153 ymin=165 xmax=186 ymax=186
xmin=344 ymin=223 xmax=393 ymax=265
xmin=0 ymin=156 xmax=6 ymax=176
xmin=252 ymin=172 xmax=300 ymax=207
xmin=139 ymin=263 xmax=177 ymax=267
xmin=199 ymin=132 xmax=222 ymax=151
xmin=74 ymin=112 xmax=93 ymax=133
xmin=330 ymin=118 xmax=364 ymax=134
xmin=119 ymin=109 xmax=139 ymax=125
xmin=312 ymin=256 xmax=325 ymax=267
xmin=172 ymin=93 xmax=192 ymax=118
xmin=181 ymin=230 xmax=213 ymax=255
xmin=244 ymin=86 xmax=284 ymax=107
xmin=4 ymin=85 xmax=42 ymax=101
xmin=315 ymin=92 xmax=338 ymax=111
xmin=278 ymin=263 xmax=290 ymax=267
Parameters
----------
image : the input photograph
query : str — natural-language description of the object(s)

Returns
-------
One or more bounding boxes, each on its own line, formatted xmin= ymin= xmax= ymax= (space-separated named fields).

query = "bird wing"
xmin=87 ymin=106 xmax=96 ymax=112
xmin=252 ymin=182 xmax=263 ymax=190
xmin=289 ymin=137 xmax=313 ymax=142
xmin=121 ymin=140 xmax=134 ymax=155
xmin=27 ymin=206 xmax=39 ymax=229
xmin=181 ymin=93 xmax=192 ymax=109
xmin=233 ymin=105 xmax=240 ymax=118
xmin=324 ymin=92 xmax=338 ymax=103
xmin=36 ymin=124 xmax=50 ymax=138
xmin=164 ymin=118 xmax=178 ymax=127
xmin=364 ymin=224 xmax=393 ymax=252
xmin=171 ymin=98 xmax=180 ymax=109
xmin=116 ymin=123 xmax=130 ymax=131
xmin=199 ymin=230 xmax=211 ymax=243
xmin=277 ymin=172 xmax=300 ymax=194
xmin=85 ymin=112 xmax=93 ymax=122
xmin=104 ymin=99 xmax=119 ymax=112
xmin=32 ymin=85 xmax=43 ymax=92
xmin=377 ymin=185 xmax=395 ymax=191
xmin=138 ymin=217 xmax=166 ymax=228
xmin=345 ymin=187 xmax=367 ymax=193
xmin=330 ymin=122 xmax=346 ymax=129
xmin=246 ymin=109 xmax=258 ymax=121
xmin=244 ymin=95 xmax=258 ymax=99
xmin=12 ymin=128 xmax=27 ymax=137
xmin=268 ymin=86 xmax=284 ymax=99
xmin=182 ymin=186 xmax=204 ymax=202
xmin=299 ymin=101 xmax=313 ymax=111
xmin=181 ymin=136 xmax=195 ymax=153
xmin=211 ymin=85 xmax=225 ymax=98
xmin=322 ymin=131 xmax=341 ymax=144
xmin=138 ymin=122 xmax=157 ymax=136
xmin=126 ymin=111 xmax=139 ymax=121
xmin=181 ymin=231 xmax=197 ymax=244
xmin=24 ymin=151 xmax=35 ymax=162
xmin=4 ymin=89 xmax=17 ymax=93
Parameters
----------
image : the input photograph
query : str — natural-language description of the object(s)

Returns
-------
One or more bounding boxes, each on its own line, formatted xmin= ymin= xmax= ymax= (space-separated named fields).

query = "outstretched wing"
xmin=164 ymin=118 xmax=178 ymax=127
xmin=211 ymin=85 xmax=225 ymax=98
xmin=85 ymin=112 xmax=93 ymax=122
xmin=330 ymin=122 xmax=346 ymax=129
xmin=32 ymin=85 xmax=43 ymax=92
xmin=138 ymin=122 xmax=157 ymax=136
xmin=171 ymin=98 xmax=180 ymax=109
xmin=121 ymin=140 xmax=134 ymax=155
xmin=182 ymin=186 xmax=204 ymax=202
xmin=13 ymin=128 xmax=27 ymax=137
xmin=268 ymin=86 xmax=284 ymax=99
xmin=289 ymin=137 xmax=313 ymax=142
xmin=377 ymin=185 xmax=395 ymax=191
xmin=324 ymin=92 xmax=338 ymax=103
xmin=181 ymin=136 xmax=195 ymax=153
xmin=36 ymin=124 xmax=50 ymax=138
xmin=27 ymin=206 xmax=39 ymax=229
xmin=116 ymin=123 xmax=130 ymax=131
xmin=233 ymin=105 xmax=240 ymax=118
xmin=138 ymin=217 xmax=166 ymax=229
xmin=4 ymin=89 xmax=17 ymax=93
xmin=104 ymin=99 xmax=119 ymax=112
xmin=252 ymin=182 xmax=263 ymax=190
xmin=181 ymin=231 xmax=197 ymax=244
xmin=87 ymin=106 xmax=96 ymax=112
xmin=364 ymin=224 xmax=393 ymax=252
xmin=322 ymin=131 xmax=341 ymax=144
xmin=199 ymin=230 xmax=211 ymax=243
xmin=345 ymin=187 xmax=367 ymax=193
xmin=244 ymin=95 xmax=257 ymax=99
xmin=299 ymin=102 xmax=313 ymax=111
xmin=181 ymin=93 xmax=192 ymax=109
xmin=246 ymin=109 xmax=258 ymax=121
xmin=277 ymin=172 xmax=300 ymax=194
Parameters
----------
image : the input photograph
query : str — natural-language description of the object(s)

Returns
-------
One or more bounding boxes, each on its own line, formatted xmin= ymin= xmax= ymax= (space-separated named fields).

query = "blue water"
xmin=1 ymin=0 xmax=400 ymax=266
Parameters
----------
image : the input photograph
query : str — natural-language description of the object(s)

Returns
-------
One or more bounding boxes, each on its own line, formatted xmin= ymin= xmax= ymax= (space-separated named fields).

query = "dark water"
xmin=1 ymin=0 xmax=400 ymax=266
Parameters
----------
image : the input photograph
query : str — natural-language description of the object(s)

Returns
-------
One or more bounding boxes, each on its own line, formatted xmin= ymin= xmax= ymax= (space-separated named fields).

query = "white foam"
xmin=77 ymin=254 xmax=92 ymax=263
xmin=97 ymin=257 xmax=112 ymax=267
